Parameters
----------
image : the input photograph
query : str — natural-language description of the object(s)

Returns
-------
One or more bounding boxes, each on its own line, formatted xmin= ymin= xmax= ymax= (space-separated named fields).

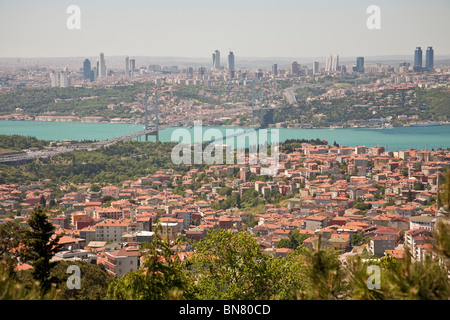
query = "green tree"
xmin=50 ymin=260 xmax=114 ymax=300
xmin=106 ymin=224 xmax=192 ymax=300
xmin=20 ymin=206 xmax=63 ymax=292
xmin=0 ymin=263 xmax=58 ymax=300
xmin=190 ymin=229 xmax=273 ymax=300
xmin=39 ymin=195 xmax=46 ymax=208
xmin=0 ymin=221 xmax=27 ymax=275
xmin=277 ymin=229 xmax=310 ymax=249
xmin=297 ymin=235 xmax=348 ymax=299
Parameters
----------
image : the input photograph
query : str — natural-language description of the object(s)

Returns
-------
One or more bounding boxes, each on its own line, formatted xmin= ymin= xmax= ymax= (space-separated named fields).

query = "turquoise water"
xmin=1 ymin=120 xmax=449 ymax=151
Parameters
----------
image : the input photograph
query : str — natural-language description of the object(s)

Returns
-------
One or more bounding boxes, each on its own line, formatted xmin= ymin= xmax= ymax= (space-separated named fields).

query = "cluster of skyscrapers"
xmin=325 ymin=54 xmax=340 ymax=72
xmin=212 ymin=49 xmax=236 ymax=78
xmin=49 ymin=70 xmax=70 ymax=87
xmin=414 ymin=46 xmax=434 ymax=72
xmin=73 ymin=46 xmax=434 ymax=86
xmin=82 ymin=52 xmax=110 ymax=82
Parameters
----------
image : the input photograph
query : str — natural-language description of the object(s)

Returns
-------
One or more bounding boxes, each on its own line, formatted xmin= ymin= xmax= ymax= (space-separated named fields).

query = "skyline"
xmin=0 ymin=0 xmax=450 ymax=59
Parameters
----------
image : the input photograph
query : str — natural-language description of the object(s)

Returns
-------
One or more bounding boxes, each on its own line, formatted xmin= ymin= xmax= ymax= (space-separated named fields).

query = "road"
xmin=0 ymin=128 xmax=164 ymax=164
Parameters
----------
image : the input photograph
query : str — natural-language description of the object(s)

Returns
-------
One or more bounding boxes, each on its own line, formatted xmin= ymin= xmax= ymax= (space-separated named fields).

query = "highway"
xmin=0 ymin=127 xmax=164 ymax=164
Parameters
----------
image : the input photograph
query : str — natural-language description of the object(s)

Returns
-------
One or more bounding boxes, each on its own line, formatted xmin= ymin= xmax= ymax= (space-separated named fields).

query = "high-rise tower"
xmin=414 ymin=47 xmax=423 ymax=71
xmin=425 ymin=47 xmax=434 ymax=71
xmin=228 ymin=51 xmax=235 ymax=78
xmin=353 ymin=57 xmax=364 ymax=73
xmin=213 ymin=50 xmax=220 ymax=69
xmin=312 ymin=61 xmax=319 ymax=74
xmin=125 ymin=56 xmax=130 ymax=76
xmin=83 ymin=59 xmax=91 ymax=80
xmin=99 ymin=53 xmax=106 ymax=78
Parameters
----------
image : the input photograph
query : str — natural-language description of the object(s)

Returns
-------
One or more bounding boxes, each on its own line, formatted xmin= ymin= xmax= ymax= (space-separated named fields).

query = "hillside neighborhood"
xmin=1 ymin=141 xmax=448 ymax=278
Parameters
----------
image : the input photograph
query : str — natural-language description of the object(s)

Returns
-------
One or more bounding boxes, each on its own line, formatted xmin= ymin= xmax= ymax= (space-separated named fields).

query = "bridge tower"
xmin=144 ymin=89 xmax=159 ymax=142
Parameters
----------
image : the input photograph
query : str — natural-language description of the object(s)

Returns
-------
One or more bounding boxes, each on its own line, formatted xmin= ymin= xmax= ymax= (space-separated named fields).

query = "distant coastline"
xmin=1 ymin=118 xmax=449 ymax=130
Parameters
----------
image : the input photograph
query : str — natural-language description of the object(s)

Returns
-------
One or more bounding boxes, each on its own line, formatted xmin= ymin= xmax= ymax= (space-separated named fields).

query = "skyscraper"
xmin=129 ymin=59 xmax=136 ymax=73
xmin=353 ymin=57 xmax=364 ymax=73
xmin=125 ymin=56 xmax=130 ymax=76
xmin=228 ymin=51 xmax=235 ymax=78
xmin=272 ymin=63 xmax=278 ymax=76
xmin=98 ymin=53 xmax=106 ymax=78
xmin=332 ymin=55 xmax=339 ymax=71
xmin=49 ymin=71 xmax=59 ymax=87
xmin=425 ymin=47 xmax=434 ymax=71
xmin=83 ymin=59 xmax=91 ymax=80
xmin=312 ymin=61 xmax=319 ymax=74
xmin=325 ymin=55 xmax=339 ymax=72
xmin=213 ymin=50 xmax=220 ymax=69
xmin=227 ymin=51 xmax=235 ymax=71
xmin=414 ymin=47 xmax=423 ymax=71
xmin=186 ymin=67 xmax=194 ymax=78
xmin=291 ymin=61 xmax=300 ymax=75
xmin=49 ymin=70 xmax=70 ymax=87
xmin=325 ymin=55 xmax=332 ymax=72
xmin=59 ymin=71 xmax=70 ymax=87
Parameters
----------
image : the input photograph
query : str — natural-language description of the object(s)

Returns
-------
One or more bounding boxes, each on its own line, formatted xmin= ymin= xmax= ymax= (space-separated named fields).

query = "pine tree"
xmin=20 ymin=206 xmax=62 ymax=292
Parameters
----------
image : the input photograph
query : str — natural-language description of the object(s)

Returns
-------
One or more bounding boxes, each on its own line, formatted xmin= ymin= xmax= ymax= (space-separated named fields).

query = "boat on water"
xmin=409 ymin=122 xmax=441 ymax=127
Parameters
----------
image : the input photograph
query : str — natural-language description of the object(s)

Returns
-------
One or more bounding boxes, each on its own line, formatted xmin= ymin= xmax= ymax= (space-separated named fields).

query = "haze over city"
xmin=0 ymin=0 xmax=450 ymax=309
xmin=1 ymin=0 xmax=450 ymax=59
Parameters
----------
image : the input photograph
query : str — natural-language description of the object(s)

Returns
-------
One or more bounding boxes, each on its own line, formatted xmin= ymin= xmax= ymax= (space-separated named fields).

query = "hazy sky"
xmin=1 ymin=0 xmax=449 ymax=59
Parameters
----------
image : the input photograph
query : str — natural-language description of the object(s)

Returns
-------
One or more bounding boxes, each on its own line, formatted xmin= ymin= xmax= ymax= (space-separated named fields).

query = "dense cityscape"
xmin=0 ymin=45 xmax=449 ymax=303
xmin=0 ymin=2 xmax=450 ymax=311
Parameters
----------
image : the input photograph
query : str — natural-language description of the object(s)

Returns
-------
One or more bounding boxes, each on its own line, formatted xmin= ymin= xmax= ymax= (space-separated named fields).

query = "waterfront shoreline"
xmin=1 ymin=120 xmax=450 ymax=151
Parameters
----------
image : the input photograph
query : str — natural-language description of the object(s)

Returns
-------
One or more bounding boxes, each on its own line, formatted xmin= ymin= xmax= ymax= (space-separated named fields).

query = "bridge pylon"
xmin=144 ymin=89 xmax=160 ymax=142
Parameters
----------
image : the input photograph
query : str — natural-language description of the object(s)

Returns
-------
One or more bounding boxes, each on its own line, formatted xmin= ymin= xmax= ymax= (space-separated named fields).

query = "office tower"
xmin=186 ymin=66 xmax=194 ymax=78
xmin=129 ymin=59 xmax=136 ymax=73
xmin=414 ymin=47 xmax=422 ymax=71
xmin=272 ymin=63 xmax=278 ymax=76
xmin=49 ymin=71 xmax=59 ymax=87
xmin=425 ymin=46 xmax=434 ymax=71
xmin=325 ymin=55 xmax=333 ymax=72
xmin=291 ymin=61 xmax=300 ymax=75
xmin=228 ymin=51 xmax=235 ymax=78
xmin=83 ymin=59 xmax=91 ymax=80
xmin=353 ymin=57 xmax=364 ymax=73
xmin=227 ymin=51 xmax=235 ymax=71
xmin=228 ymin=51 xmax=235 ymax=71
xmin=312 ymin=61 xmax=319 ymax=74
xmin=357 ymin=57 xmax=364 ymax=73
xmin=326 ymin=55 xmax=340 ymax=72
xmin=90 ymin=70 xmax=96 ymax=81
xmin=96 ymin=60 xmax=99 ymax=77
xmin=198 ymin=66 xmax=206 ymax=76
xmin=332 ymin=54 xmax=339 ymax=71
xmin=98 ymin=53 xmax=106 ymax=77
xmin=125 ymin=56 xmax=130 ymax=75
xmin=49 ymin=70 xmax=70 ymax=87
xmin=59 ymin=71 xmax=70 ymax=87
xmin=213 ymin=50 xmax=220 ymax=69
